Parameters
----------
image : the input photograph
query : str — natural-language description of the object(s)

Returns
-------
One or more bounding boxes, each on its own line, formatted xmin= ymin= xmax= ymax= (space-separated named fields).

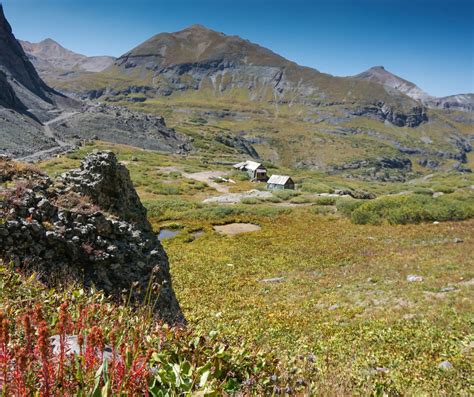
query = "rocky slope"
xmin=0 ymin=4 xmax=73 ymax=157
xmin=20 ymin=38 xmax=115 ymax=82
xmin=0 ymin=5 xmax=76 ymax=119
xmin=355 ymin=66 xmax=473 ymax=112
xmin=0 ymin=5 xmax=191 ymax=160
xmin=0 ymin=152 xmax=184 ymax=324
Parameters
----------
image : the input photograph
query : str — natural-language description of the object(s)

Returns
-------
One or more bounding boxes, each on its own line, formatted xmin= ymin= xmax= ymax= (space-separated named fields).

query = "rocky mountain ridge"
xmin=354 ymin=66 xmax=473 ymax=112
xmin=0 ymin=151 xmax=184 ymax=324
xmin=63 ymin=25 xmax=429 ymax=128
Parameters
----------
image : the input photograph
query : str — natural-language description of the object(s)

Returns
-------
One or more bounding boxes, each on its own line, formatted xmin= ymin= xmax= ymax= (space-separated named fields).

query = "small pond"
xmin=158 ymin=229 xmax=179 ymax=241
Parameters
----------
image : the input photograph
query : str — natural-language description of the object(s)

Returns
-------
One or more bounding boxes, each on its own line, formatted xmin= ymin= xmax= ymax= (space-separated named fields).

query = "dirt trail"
xmin=16 ymin=111 xmax=79 ymax=162
xmin=43 ymin=111 xmax=78 ymax=147
xmin=182 ymin=170 xmax=230 ymax=193
xmin=156 ymin=167 xmax=231 ymax=193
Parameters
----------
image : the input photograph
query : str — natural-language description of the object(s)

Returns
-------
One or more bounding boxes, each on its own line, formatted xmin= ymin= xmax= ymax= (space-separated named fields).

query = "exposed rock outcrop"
xmin=351 ymin=102 xmax=428 ymax=127
xmin=332 ymin=156 xmax=413 ymax=181
xmin=0 ymin=152 xmax=184 ymax=324
xmin=48 ymin=103 xmax=193 ymax=155
xmin=333 ymin=156 xmax=412 ymax=171
xmin=215 ymin=133 xmax=260 ymax=158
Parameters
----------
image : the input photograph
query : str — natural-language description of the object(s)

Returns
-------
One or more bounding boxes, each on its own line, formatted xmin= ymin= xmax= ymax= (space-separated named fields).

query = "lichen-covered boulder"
xmin=0 ymin=152 xmax=184 ymax=324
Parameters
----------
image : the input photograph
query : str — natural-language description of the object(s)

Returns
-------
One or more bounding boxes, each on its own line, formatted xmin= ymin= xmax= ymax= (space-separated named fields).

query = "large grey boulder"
xmin=61 ymin=151 xmax=150 ymax=231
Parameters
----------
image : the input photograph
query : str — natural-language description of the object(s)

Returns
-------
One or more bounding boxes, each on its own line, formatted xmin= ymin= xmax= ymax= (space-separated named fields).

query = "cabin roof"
xmin=267 ymin=175 xmax=292 ymax=185
xmin=233 ymin=160 xmax=264 ymax=171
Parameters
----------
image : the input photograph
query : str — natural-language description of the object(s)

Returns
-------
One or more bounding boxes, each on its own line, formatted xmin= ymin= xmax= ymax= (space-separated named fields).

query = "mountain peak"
xmin=355 ymin=66 xmax=431 ymax=102
xmin=39 ymin=38 xmax=59 ymax=45
xmin=121 ymin=23 xmax=291 ymax=68
xmin=184 ymin=24 xmax=211 ymax=31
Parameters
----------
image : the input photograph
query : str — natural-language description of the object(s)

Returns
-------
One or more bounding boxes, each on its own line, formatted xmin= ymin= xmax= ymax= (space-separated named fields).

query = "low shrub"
xmin=313 ymin=197 xmax=337 ymax=206
xmin=263 ymin=196 xmax=283 ymax=203
xmin=349 ymin=193 xmax=474 ymax=225
xmin=413 ymin=188 xmax=434 ymax=195
xmin=431 ymin=185 xmax=455 ymax=194
xmin=168 ymin=171 xmax=182 ymax=179
xmin=312 ymin=206 xmax=334 ymax=215
xmin=231 ymin=172 xmax=250 ymax=182
xmin=144 ymin=199 xmax=201 ymax=221
xmin=289 ymin=196 xmax=312 ymax=204
xmin=272 ymin=189 xmax=300 ymax=201
xmin=241 ymin=197 xmax=261 ymax=205
xmin=335 ymin=198 xmax=365 ymax=217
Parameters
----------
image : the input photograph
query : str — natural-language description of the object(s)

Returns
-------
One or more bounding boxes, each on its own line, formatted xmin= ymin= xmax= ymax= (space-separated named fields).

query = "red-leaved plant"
xmin=0 ymin=304 xmax=154 ymax=396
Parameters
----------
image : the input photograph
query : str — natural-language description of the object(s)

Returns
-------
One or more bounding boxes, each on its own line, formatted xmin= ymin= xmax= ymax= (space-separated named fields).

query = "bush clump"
xmin=289 ymin=196 xmax=312 ymax=204
xmin=335 ymin=198 xmax=365 ymax=217
xmin=413 ymin=188 xmax=434 ymax=196
xmin=272 ymin=190 xmax=300 ymax=201
xmin=241 ymin=197 xmax=261 ymax=205
xmin=313 ymin=197 xmax=337 ymax=206
xmin=348 ymin=193 xmax=474 ymax=225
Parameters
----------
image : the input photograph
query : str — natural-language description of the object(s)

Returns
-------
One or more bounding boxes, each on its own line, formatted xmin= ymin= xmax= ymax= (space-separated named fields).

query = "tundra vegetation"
xmin=1 ymin=141 xmax=473 ymax=395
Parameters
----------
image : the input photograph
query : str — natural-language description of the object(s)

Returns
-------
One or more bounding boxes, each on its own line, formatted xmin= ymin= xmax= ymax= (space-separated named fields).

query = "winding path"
xmin=43 ymin=111 xmax=78 ymax=146
xmin=16 ymin=111 xmax=78 ymax=162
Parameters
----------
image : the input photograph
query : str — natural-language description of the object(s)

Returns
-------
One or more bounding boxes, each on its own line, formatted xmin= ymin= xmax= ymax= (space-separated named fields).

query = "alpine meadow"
xmin=0 ymin=1 xmax=473 ymax=395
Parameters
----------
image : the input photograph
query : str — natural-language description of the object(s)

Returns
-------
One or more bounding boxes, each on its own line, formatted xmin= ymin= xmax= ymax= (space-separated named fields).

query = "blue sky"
xmin=2 ymin=0 xmax=473 ymax=97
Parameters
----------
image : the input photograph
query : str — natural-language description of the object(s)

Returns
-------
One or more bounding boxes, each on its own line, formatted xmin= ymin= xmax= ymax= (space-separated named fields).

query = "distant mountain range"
xmin=49 ymin=24 xmax=433 ymax=127
xmin=21 ymin=25 xmax=472 ymax=114
xmin=19 ymin=38 xmax=115 ymax=79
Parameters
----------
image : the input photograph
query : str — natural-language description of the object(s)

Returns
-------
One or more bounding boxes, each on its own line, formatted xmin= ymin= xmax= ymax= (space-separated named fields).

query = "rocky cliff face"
xmin=0 ymin=4 xmax=55 ymax=103
xmin=0 ymin=4 xmax=76 ymax=158
xmin=0 ymin=152 xmax=184 ymax=324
